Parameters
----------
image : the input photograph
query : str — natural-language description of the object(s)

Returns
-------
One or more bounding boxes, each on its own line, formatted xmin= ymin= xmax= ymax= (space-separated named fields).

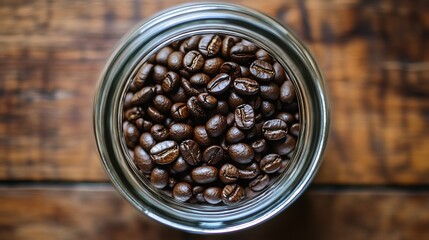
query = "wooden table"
xmin=1 ymin=0 xmax=428 ymax=239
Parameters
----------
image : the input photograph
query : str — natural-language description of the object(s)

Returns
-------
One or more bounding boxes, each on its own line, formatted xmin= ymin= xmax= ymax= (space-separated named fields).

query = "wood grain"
xmin=0 ymin=0 xmax=428 ymax=183
xmin=0 ymin=186 xmax=428 ymax=240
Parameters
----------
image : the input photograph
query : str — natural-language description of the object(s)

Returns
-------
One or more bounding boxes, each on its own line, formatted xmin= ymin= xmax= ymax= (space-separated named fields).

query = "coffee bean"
xmin=262 ymin=119 xmax=288 ymax=141
xmin=250 ymin=60 xmax=275 ymax=82
xmin=183 ymin=50 xmax=204 ymax=73
xmin=233 ymin=78 xmax=260 ymax=95
xmin=193 ymin=125 xmax=215 ymax=147
xmin=255 ymin=49 xmax=272 ymax=63
xmin=150 ymin=167 xmax=169 ymax=188
xmin=203 ymin=187 xmax=222 ymax=205
xmin=169 ymin=123 xmax=193 ymax=142
xmin=133 ymin=145 xmax=154 ymax=174
xmin=273 ymin=62 xmax=286 ymax=85
xmin=180 ymin=36 xmax=201 ymax=52
xmin=280 ymin=80 xmax=296 ymax=103
xmin=150 ymin=124 xmax=168 ymax=141
xmin=248 ymin=96 xmax=262 ymax=110
xmin=135 ymin=118 xmax=153 ymax=131
xmin=130 ymin=63 xmax=153 ymax=92
xmin=205 ymin=114 xmax=227 ymax=137
xmin=290 ymin=123 xmax=300 ymax=137
xmin=131 ymin=86 xmax=155 ymax=105
xmin=170 ymin=156 xmax=189 ymax=174
xmin=222 ymin=184 xmax=245 ymax=205
xmin=123 ymin=92 xmax=134 ymax=110
xmin=220 ymin=62 xmax=241 ymax=79
xmin=181 ymin=78 xmax=201 ymax=96
xmin=221 ymin=36 xmax=235 ymax=57
xmin=154 ymin=84 xmax=163 ymax=94
xmin=191 ymin=166 xmax=218 ymax=184
xmin=180 ymin=139 xmax=202 ymax=165
xmin=152 ymin=95 xmax=172 ymax=113
xmin=190 ymin=73 xmax=211 ymax=86
xmin=147 ymin=106 xmax=166 ymax=123
xmin=219 ymin=164 xmax=239 ymax=184
xmin=198 ymin=35 xmax=222 ymax=57
xmin=225 ymin=126 xmax=245 ymax=143
xmin=238 ymin=162 xmax=260 ymax=179
xmin=251 ymin=139 xmax=266 ymax=153
xmin=228 ymin=91 xmax=246 ymax=109
xmin=124 ymin=122 xmax=139 ymax=148
xmin=173 ymin=182 xmax=193 ymax=202
xmin=260 ymin=83 xmax=280 ymax=100
xmin=170 ymin=87 xmax=188 ymax=103
xmin=276 ymin=112 xmax=295 ymax=125
xmin=124 ymin=106 xmax=144 ymax=121
xmin=245 ymin=126 xmax=258 ymax=140
xmin=207 ymin=73 xmax=232 ymax=95
xmin=139 ymin=132 xmax=156 ymax=151
xmin=150 ymin=140 xmax=179 ymax=165
xmin=186 ymin=96 xmax=206 ymax=118
xmin=230 ymin=43 xmax=257 ymax=64
xmin=227 ymin=143 xmax=254 ymax=164
xmin=234 ymin=104 xmax=255 ymax=130
xmin=226 ymin=112 xmax=235 ymax=127
xmin=279 ymin=158 xmax=290 ymax=173
xmin=155 ymin=46 xmax=173 ymax=65
xmin=240 ymin=65 xmax=250 ymax=77
xmin=167 ymin=51 xmax=184 ymax=71
xmin=197 ymin=93 xmax=217 ymax=109
xmin=161 ymin=71 xmax=180 ymax=93
xmin=202 ymin=145 xmax=224 ymax=165
xmin=215 ymin=100 xmax=229 ymax=115
xmin=249 ymin=174 xmax=270 ymax=192
xmin=261 ymin=101 xmax=275 ymax=117
xmin=272 ymin=134 xmax=296 ymax=156
xmin=170 ymin=103 xmax=189 ymax=122
xmin=260 ymin=154 xmax=282 ymax=173
xmin=153 ymin=65 xmax=168 ymax=83
xmin=168 ymin=177 xmax=177 ymax=188
xmin=203 ymin=57 xmax=223 ymax=76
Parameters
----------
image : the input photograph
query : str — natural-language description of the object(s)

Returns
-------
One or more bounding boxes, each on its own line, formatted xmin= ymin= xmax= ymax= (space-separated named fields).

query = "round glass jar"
xmin=94 ymin=3 xmax=330 ymax=233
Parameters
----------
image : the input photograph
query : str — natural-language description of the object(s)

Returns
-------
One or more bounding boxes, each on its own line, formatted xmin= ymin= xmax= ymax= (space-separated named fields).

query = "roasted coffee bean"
xmin=193 ymin=186 xmax=205 ymax=196
xmin=202 ymin=145 xmax=224 ymax=165
xmin=193 ymin=125 xmax=214 ymax=147
xmin=150 ymin=167 xmax=169 ymax=188
xmin=161 ymin=71 xmax=180 ymax=93
xmin=183 ymin=50 xmax=204 ymax=73
xmin=238 ymin=162 xmax=260 ymax=179
xmin=226 ymin=112 xmax=235 ymax=127
xmin=139 ymin=132 xmax=156 ymax=151
xmin=228 ymin=91 xmax=246 ymax=109
xmin=154 ymin=84 xmax=163 ymax=94
xmin=250 ymin=60 xmax=275 ymax=82
xmin=272 ymin=134 xmax=296 ymax=156
xmin=225 ymin=126 xmax=245 ymax=143
xmin=150 ymin=140 xmax=179 ymax=164
xmin=279 ymin=158 xmax=290 ymax=173
xmin=169 ymin=123 xmax=193 ymax=142
xmin=260 ymin=82 xmax=280 ymax=100
xmin=130 ymin=63 xmax=153 ymax=92
xmin=197 ymin=93 xmax=217 ymax=109
xmin=170 ymin=102 xmax=189 ymax=121
xmin=191 ymin=166 xmax=218 ymax=184
xmin=181 ymin=174 xmax=194 ymax=184
xmin=198 ymin=35 xmax=222 ymax=57
xmin=133 ymin=145 xmax=154 ymax=174
xmin=249 ymin=174 xmax=270 ymax=192
xmin=222 ymin=184 xmax=245 ymax=205
xmin=233 ymin=78 xmax=260 ymax=95
xmin=155 ymin=46 xmax=174 ymax=65
xmin=261 ymin=101 xmax=275 ymax=117
xmin=221 ymin=36 xmax=235 ymax=57
xmin=186 ymin=96 xmax=206 ymax=118
xmin=273 ymin=62 xmax=286 ymax=85
xmin=248 ymin=95 xmax=262 ymax=110
xmin=180 ymin=36 xmax=201 ymax=52
xmin=147 ymin=106 xmax=166 ymax=123
xmin=124 ymin=122 xmax=140 ymax=148
xmin=131 ymin=86 xmax=155 ymax=105
xmin=230 ymin=43 xmax=257 ymax=64
xmin=180 ymin=139 xmax=202 ymax=165
xmin=153 ymin=65 xmax=168 ymax=83
xmin=262 ymin=119 xmax=288 ymax=141
xmin=168 ymin=177 xmax=177 ymax=188
xmin=203 ymin=57 xmax=223 ymax=76
xmin=235 ymin=104 xmax=255 ymax=130
xmin=135 ymin=118 xmax=153 ymax=131
xmin=219 ymin=163 xmax=239 ymax=184
xmin=220 ymin=62 xmax=241 ymax=79
xmin=167 ymin=51 xmax=184 ymax=71
xmin=227 ymin=143 xmax=254 ymax=164
xmin=150 ymin=124 xmax=169 ymax=142
xmin=290 ymin=123 xmax=300 ymax=137
xmin=240 ymin=65 xmax=251 ymax=77
xmin=207 ymin=73 xmax=232 ymax=95
xmin=173 ymin=182 xmax=193 ymax=202
xmin=152 ymin=95 xmax=172 ymax=113
xmin=254 ymin=153 xmax=262 ymax=163
xmin=251 ymin=139 xmax=266 ymax=153
xmin=181 ymin=78 xmax=201 ymax=96
xmin=170 ymin=156 xmax=189 ymax=174
xmin=260 ymin=154 xmax=282 ymax=173
xmin=255 ymin=49 xmax=272 ymax=63
xmin=245 ymin=126 xmax=258 ymax=140
xmin=195 ymin=193 xmax=206 ymax=203
xmin=190 ymin=73 xmax=211 ymax=86
xmin=216 ymin=100 xmax=229 ymax=115
xmin=124 ymin=106 xmax=144 ymax=121
xmin=170 ymin=40 xmax=182 ymax=50
xmin=123 ymin=92 xmax=134 ymax=110
xmin=205 ymin=114 xmax=227 ymax=138
xmin=276 ymin=112 xmax=295 ymax=124
xmin=280 ymin=80 xmax=296 ymax=103
xmin=204 ymin=187 xmax=223 ymax=204
xmin=164 ymin=118 xmax=174 ymax=128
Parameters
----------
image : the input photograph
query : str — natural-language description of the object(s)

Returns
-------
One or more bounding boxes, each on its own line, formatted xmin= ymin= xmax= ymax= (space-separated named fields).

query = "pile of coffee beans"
xmin=122 ymin=34 xmax=300 ymax=206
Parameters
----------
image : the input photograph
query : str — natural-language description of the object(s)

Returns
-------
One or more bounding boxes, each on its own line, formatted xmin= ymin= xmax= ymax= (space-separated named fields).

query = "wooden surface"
xmin=1 ymin=0 xmax=429 ymax=239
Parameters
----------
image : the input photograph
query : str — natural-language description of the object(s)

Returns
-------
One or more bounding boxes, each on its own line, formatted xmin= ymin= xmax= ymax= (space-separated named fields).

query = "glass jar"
xmin=93 ymin=3 xmax=330 ymax=233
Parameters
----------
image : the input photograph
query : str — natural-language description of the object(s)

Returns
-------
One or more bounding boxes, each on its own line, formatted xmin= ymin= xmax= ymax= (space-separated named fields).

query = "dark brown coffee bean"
xmin=276 ymin=112 xmax=295 ymax=124
xmin=139 ymin=132 xmax=156 ymax=151
xmin=170 ymin=156 xmax=189 ymax=174
xmin=226 ymin=112 xmax=235 ymax=127
xmin=222 ymin=184 xmax=245 ymax=205
xmin=186 ymin=96 xmax=206 ymax=118
xmin=260 ymin=82 xmax=280 ymax=100
xmin=173 ymin=182 xmax=192 ymax=202
xmin=170 ymin=103 xmax=189 ymax=121
xmin=251 ymin=139 xmax=266 ymax=153
xmin=195 ymin=193 xmax=206 ymax=203
xmin=230 ymin=43 xmax=257 ymax=64
xmin=202 ymin=145 xmax=224 ymax=165
xmin=215 ymin=100 xmax=229 ymax=115
xmin=147 ymin=106 xmax=165 ymax=123
xmin=167 ymin=51 xmax=184 ymax=71
xmin=290 ymin=123 xmax=300 ymax=137
xmin=260 ymin=154 xmax=282 ymax=173
xmin=207 ymin=73 xmax=232 ymax=95
xmin=248 ymin=96 xmax=262 ymax=110
xmin=204 ymin=187 xmax=222 ymax=205
xmin=180 ymin=36 xmax=201 ymax=52
xmin=135 ymin=118 xmax=153 ymax=131
xmin=180 ymin=139 xmax=202 ymax=165
xmin=225 ymin=126 xmax=245 ymax=144
xmin=155 ymin=46 xmax=173 ymax=65
xmin=273 ymin=62 xmax=286 ymax=85
xmin=169 ymin=123 xmax=193 ymax=142
xmin=203 ymin=57 xmax=223 ymax=76
xmin=240 ymin=65 xmax=250 ymax=77
xmin=124 ymin=106 xmax=144 ymax=122
xmin=262 ymin=119 xmax=288 ymax=141
xmin=261 ymin=101 xmax=275 ymax=117
xmin=191 ymin=166 xmax=218 ymax=184
xmin=164 ymin=118 xmax=174 ymax=128
xmin=221 ymin=36 xmax=235 ymax=57
xmin=123 ymin=92 xmax=134 ymax=110
xmin=250 ymin=60 xmax=275 ymax=82
xmin=153 ymin=65 xmax=168 ymax=83
xmin=233 ymin=78 xmax=260 ymax=95
xmin=219 ymin=163 xmax=239 ymax=184
xmin=272 ymin=134 xmax=296 ymax=156
xmin=245 ymin=126 xmax=258 ymax=140
xmin=280 ymin=80 xmax=296 ymax=103
xmin=150 ymin=124 xmax=169 ymax=142
xmin=254 ymin=153 xmax=262 ymax=163
xmin=124 ymin=122 xmax=139 ymax=148
xmin=279 ymin=158 xmax=290 ymax=173
xmin=238 ymin=162 xmax=260 ymax=179
xmin=197 ymin=93 xmax=217 ymax=109
xmin=161 ymin=71 xmax=180 ymax=93
xmin=131 ymin=86 xmax=155 ymax=105
xmin=152 ymin=95 xmax=172 ymax=113
xmin=235 ymin=104 xmax=255 ymax=130
xmin=168 ymin=177 xmax=177 ymax=188
xmin=154 ymin=84 xmax=163 ymax=94
xmin=228 ymin=91 xmax=246 ymax=109
xmin=133 ymin=145 xmax=154 ymax=174
xmin=150 ymin=167 xmax=169 ymax=188
xmin=130 ymin=63 xmax=153 ymax=92
xmin=198 ymin=35 xmax=222 ymax=57
xmin=255 ymin=49 xmax=272 ymax=63
xmin=227 ymin=143 xmax=254 ymax=164
xmin=149 ymin=140 xmax=179 ymax=165
xmin=220 ymin=62 xmax=241 ymax=79
xmin=193 ymin=125 xmax=215 ymax=147
xmin=205 ymin=114 xmax=227 ymax=138
xmin=190 ymin=73 xmax=211 ymax=86
xmin=249 ymin=174 xmax=270 ymax=192
xmin=183 ymin=50 xmax=204 ymax=73
xmin=181 ymin=78 xmax=201 ymax=96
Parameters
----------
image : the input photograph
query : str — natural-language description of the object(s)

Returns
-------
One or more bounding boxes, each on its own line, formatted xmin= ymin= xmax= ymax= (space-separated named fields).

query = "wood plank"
xmin=0 ymin=0 xmax=428 ymax=182
xmin=0 ymin=186 xmax=428 ymax=239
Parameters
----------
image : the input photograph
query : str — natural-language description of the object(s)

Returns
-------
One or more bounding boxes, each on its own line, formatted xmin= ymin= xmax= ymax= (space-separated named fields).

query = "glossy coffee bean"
xmin=150 ymin=167 xmax=169 ymax=189
xmin=279 ymin=158 xmax=290 ymax=173
xmin=155 ymin=46 xmax=173 ymax=65
xmin=215 ymin=100 xmax=229 ymax=115
xmin=225 ymin=126 xmax=245 ymax=144
xmin=261 ymin=101 xmax=275 ymax=117
xmin=133 ymin=145 xmax=154 ymax=174
xmin=180 ymin=139 xmax=202 ymax=165
xmin=150 ymin=124 xmax=168 ymax=141
xmin=169 ymin=123 xmax=193 ymax=142
xmin=207 ymin=73 xmax=232 ymax=95
xmin=226 ymin=112 xmax=235 ymax=127
xmin=198 ymin=35 xmax=222 ymax=57
xmin=280 ymin=80 xmax=296 ymax=103
xmin=262 ymin=119 xmax=288 ymax=141
xmin=230 ymin=43 xmax=257 ymax=64
xmin=191 ymin=166 xmax=219 ymax=184
xmin=276 ymin=112 xmax=295 ymax=125
xmin=135 ymin=118 xmax=153 ymax=131
xmin=194 ymin=125 xmax=215 ymax=147
xmin=255 ymin=49 xmax=272 ymax=63
xmin=219 ymin=163 xmax=239 ymax=184
xmin=249 ymin=174 xmax=270 ymax=192
xmin=203 ymin=57 xmax=223 ymax=76
xmin=190 ymin=73 xmax=211 ymax=86
xmin=234 ymin=104 xmax=255 ymax=130
xmin=139 ymin=132 xmax=156 ymax=151
xmin=181 ymin=78 xmax=201 ymax=97
xmin=149 ymin=140 xmax=179 ymax=165
xmin=197 ymin=93 xmax=218 ymax=109
xmin=170 ymin=156 xmax=189 ymax=174
xmin=152 ymin=95 xmax=172 ymax=113
xmin=183 ymin=50 xmax=204 ymax=73
xmin=238 ymin=162 xmax=260 ymax=179
xmin=147 ymin=106 xmax=165 ymax=123
xmin=228 ymin=91 xmax=246 ymax=109
xmin=173 ymin=182 xmax=193 ymax=202
xmin=153 ymin=65 xmax=168 ymax=83
xmin=251 ymin=139 xmax=266 ymax=153
xmin=202 ymin=145 xmax=224 ymax=165
xmin=248 ymin=95 xmax=262 ymax=110
xmin=205 ymin=114 xmax=227 ymax=138
xmin=170 ymin=102 xmax=189 ymax=121
xmin=227 ymin=143 xmax=254 ymax=164
xmin=260 ymin=153 xmax=282 ymax=173
xmin=260 ymin=82 xmax=280 ymax=100
xmin=130 ymin=63 xmax=153 ymax=92
xmin=240 ymin=65 xmax=250 ymax=77
xmin=222 ymin=184 xmax=245 ymax=205
xmin=124 ymin=106 xmax=144 ymax=121
xmin=221 ymin=36 xmax=235 ymax=57
xmin=131 ymin=86 xmax=155 ymax=106
xmin=220 ymin=62 xmax=241 ymax=79
xmin=203 ymin=187 xmax=223 ymax=205
xmin=161 ymin=71 xmax=180 ymax=93
xmin=170 ymin=88 xmax=188 ymax=105
xmin=273 ymin=62 xmax=286 ymax=85
xmin=233 ymin=78 xmax=260 ymax=95
xmin=167 ymin=51 xmax=184 ymax=71
xmin=290 ymin=123 xmax=300 ymax=137
xmin=186 ymin=96 xmax=206 ymax=118
xmin=250 ymin=60 xmax=275 ymax=82
xmin=272 ymin=134 xmax=296 ymax=156
xmin=168 ymin=177 xmax=177 ymax=188
xmin=124 ymin=122 xmax=140 ymax=148
xmin=123 ymin=92 xmax=134 ymax=110
xmin=180 ymin=36 xmax=201 ymax=52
